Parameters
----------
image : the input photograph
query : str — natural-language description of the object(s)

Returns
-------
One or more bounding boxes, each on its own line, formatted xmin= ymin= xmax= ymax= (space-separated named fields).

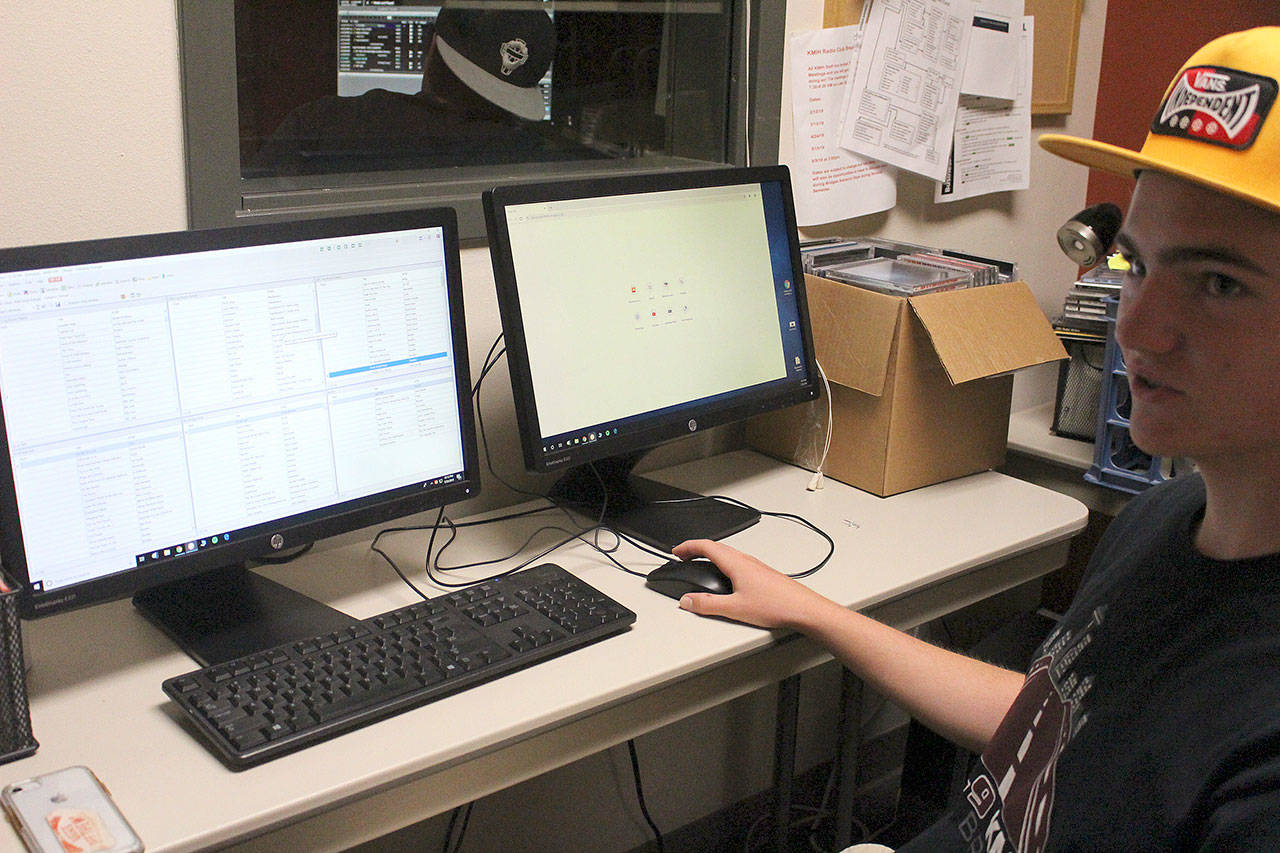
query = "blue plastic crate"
xmin=1084 ymin=298 xmax=1176 ymax=494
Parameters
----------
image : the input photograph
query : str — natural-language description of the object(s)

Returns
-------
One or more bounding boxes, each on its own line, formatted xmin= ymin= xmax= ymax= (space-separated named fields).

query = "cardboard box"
xmin=748 ymin=274 xmax=1066 ymax=496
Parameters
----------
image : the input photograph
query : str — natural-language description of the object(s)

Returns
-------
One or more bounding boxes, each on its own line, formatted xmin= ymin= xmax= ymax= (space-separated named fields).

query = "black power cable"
xmin=441 ymin=801 xmax=475 ymax=853
xmin=628 ymin=739 xmax=666 ymax=853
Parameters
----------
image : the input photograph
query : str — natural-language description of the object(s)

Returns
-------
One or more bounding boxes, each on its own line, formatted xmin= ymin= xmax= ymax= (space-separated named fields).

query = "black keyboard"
xmin=163 ymin=563 xmax=636 ymax=768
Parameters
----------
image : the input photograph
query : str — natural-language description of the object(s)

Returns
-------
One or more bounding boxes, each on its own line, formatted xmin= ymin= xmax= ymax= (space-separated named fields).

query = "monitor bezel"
xmin=0 ymin=208 xmax=481 ymax=619
xmin=483 ymin=164 xmax=820 ymax=476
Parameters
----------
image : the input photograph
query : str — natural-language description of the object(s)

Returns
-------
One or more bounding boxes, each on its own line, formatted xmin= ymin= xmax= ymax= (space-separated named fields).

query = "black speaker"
xmin=1052 ymin=340 xmax=1105 ymax=440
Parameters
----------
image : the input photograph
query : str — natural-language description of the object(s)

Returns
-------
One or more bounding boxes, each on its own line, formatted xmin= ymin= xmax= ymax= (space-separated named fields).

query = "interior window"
xmin=238 ymin=1 xmax=730 ymax=177
xmin=180 ymin=0 xmax=781 ymax=236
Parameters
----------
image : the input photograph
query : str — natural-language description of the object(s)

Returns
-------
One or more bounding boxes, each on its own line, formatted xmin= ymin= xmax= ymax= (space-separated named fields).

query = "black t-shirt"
xmin=903 ymin=474 xmax=1280 ymax=851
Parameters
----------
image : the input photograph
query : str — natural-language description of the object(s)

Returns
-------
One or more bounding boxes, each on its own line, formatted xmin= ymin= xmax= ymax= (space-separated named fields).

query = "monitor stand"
xmin=549 ymin=452 xmax=760 ymax=553
xmin=133 ymin=564 xmax=358 ymax=668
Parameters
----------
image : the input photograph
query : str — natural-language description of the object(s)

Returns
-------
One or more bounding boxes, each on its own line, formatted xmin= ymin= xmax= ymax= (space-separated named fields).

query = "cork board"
xmin=822 ymin=0 xmax=1083 ymax=114
xmin=822 ymin=0 xmax=866 ymax=28
xmin=1024 ymin=0 xmax=1082 ymax=113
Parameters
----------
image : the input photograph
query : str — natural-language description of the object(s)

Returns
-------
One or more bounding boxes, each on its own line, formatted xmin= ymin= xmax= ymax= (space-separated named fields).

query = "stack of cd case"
xmin=896 ymin=252 xmax=1001 ymax=288
xmin=821 ymin=257 xmax=970 ymax=296
xmin=801 ymin=237 xmax=939 ymax=273
xmin=801 ymin=237 xmax=1011 ymax=296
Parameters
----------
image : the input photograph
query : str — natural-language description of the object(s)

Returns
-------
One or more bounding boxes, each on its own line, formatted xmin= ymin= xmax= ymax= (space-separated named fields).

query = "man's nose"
xmin=1115 ymin=277 xmax=1180 ymax=356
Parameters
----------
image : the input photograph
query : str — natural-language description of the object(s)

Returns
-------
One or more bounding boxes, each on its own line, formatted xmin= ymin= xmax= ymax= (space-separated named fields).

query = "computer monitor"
xmin=483 ymin=165 xmax=819 ymax=551
xmin=0 ymin=209 xmax=480 ymax=666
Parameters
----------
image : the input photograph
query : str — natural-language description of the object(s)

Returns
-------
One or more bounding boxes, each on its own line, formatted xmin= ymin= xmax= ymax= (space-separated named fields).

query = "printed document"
xmin=838 ymin=0 xmax=974 ymax=182
xmin=962 ymin=0 xmax=1024 ymax=100
xmin=936 ymin=16 xmax=1033 ymax=202
xmin=789 ymin=25 xmax=896 ymax=226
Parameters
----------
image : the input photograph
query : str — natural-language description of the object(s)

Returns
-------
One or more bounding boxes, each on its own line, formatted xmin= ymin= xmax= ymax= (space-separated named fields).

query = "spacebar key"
xmin=313 ymin=678 xmax=418 ymax=722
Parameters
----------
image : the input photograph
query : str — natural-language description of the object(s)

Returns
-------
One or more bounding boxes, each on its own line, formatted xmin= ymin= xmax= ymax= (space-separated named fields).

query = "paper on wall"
xmin=935 ymin=16 xmax=1033 ymax=203
xmin=788 ymin=25 xmax=896 ymax=226
xmin=962 ymin=0 xmax=1023 ymax=100
xmin=837 ymin=0 xmax=974 ymax=182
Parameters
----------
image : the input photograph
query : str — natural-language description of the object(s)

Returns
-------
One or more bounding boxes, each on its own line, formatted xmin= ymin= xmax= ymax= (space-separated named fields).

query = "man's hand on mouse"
xmin=670 ymin=539 xmax=835 ymax=631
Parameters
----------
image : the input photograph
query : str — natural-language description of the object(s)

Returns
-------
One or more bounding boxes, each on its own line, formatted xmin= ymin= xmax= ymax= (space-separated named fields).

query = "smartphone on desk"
xmin=2 ymin=766 xmax=143 ymax=853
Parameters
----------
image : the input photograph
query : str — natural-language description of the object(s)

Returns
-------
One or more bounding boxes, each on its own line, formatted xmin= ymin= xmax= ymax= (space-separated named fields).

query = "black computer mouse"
xmin=645 ymin=559 xmax=734 ymax=599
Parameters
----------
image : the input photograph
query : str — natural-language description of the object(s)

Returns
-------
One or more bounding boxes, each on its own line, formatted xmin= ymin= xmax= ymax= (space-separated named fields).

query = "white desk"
xmin=1005 ymin=403 xmax=1131 ymax=517
xmin=1 ymin=451 xmax=1086 ymax=852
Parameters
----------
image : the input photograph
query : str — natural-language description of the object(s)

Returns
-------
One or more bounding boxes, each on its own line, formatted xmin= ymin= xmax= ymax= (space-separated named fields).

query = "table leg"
xmin=833 ymin=669 xmax=864 ymax=848
xmin=772 ymin=674 xmax=800 ymax=851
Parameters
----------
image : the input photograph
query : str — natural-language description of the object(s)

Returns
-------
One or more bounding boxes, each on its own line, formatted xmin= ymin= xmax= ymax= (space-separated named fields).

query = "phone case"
xmin=2 ymin=766 xmax=143 ymax=853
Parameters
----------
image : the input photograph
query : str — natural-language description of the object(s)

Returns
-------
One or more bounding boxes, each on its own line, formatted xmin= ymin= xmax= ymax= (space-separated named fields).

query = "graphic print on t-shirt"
xmin=958 ymin=607 xmax=1103 ymax=852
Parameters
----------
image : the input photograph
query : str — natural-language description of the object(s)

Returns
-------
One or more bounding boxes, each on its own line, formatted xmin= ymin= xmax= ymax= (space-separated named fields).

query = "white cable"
xmin=806 ymin=358 xmax=834 ymax=491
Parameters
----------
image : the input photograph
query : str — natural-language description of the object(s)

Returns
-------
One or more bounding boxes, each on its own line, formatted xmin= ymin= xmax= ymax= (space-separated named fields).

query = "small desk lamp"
xmin=1056 ymin=202 xmax=1122 ymax=267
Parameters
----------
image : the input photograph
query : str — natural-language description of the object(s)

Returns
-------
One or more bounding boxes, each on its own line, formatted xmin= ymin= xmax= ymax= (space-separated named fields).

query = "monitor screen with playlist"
xmin=0 ymin=209 xmax=479 ymax=637
xmin=484 ymin=165 xmax=818 ymax=550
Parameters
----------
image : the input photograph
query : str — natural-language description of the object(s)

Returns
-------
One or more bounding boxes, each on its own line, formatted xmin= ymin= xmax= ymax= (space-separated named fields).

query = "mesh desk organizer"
xmin=0 ymin=572 xmax=37 ymax=764
xmin=1085 ymin=297 xmax=1178 ymax=493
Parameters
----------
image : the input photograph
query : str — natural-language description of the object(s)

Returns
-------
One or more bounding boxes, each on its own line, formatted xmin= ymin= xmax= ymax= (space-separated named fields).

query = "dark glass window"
xmin=181 ymin=1 xmax=781 ymax=235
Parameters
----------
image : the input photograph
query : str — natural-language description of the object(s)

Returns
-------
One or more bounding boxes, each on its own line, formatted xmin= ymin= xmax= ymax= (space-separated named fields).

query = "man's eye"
xmin=1205 ymin=273 xmax=1243 ymax=297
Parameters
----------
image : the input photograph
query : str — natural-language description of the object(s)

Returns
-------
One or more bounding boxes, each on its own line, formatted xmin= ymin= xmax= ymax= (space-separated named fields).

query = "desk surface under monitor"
xmin=1 ymin=450 xmax=1086 ymax=852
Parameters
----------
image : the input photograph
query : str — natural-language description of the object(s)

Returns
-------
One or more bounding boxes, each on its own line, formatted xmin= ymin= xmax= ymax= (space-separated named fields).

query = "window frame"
xmin=177 ymin=0 xmax=785 ymax=242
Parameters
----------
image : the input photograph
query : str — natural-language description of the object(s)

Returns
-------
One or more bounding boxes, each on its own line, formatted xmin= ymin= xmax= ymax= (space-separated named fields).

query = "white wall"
xmin=0 ymin=1 xmax=188 ymax=246
xmin=0 ymin=0 xmax=1108 ymax=848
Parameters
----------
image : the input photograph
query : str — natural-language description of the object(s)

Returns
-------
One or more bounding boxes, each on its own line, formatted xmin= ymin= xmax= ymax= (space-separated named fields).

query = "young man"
xmin=676 ymin=27 xmax=1280 ymax=850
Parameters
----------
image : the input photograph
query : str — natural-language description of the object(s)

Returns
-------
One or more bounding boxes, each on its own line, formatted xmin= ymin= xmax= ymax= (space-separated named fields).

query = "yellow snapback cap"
xmin=1040 ymin=27 xmax=1280 ymax=214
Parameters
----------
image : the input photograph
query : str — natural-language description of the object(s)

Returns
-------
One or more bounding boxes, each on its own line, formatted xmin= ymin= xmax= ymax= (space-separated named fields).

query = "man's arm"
xmin=673 ymin=539 xmax=1024 ymax=755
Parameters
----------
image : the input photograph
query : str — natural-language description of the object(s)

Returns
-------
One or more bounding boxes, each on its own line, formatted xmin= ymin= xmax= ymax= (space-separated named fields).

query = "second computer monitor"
xmin=0 ymin=208 xmax=479 ymax=665
xmin=484 ymin=166 xmax=819 ymax=551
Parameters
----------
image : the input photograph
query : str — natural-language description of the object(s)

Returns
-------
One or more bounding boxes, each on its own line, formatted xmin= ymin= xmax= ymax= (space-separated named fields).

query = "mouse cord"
xmin=627 ymin=739 xmax=666 ymax=853
xmin=643 ymin=494 xmax=835 ymax=579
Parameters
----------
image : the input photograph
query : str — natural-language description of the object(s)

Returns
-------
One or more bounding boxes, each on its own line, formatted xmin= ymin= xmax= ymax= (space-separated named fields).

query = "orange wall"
xmin=1085 ymin=3 xmax=1280 ymax=211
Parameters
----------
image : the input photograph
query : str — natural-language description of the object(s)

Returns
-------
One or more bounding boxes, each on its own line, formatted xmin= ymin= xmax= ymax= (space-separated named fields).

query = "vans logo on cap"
xmin=1153 ymin=65 xmax=1277 ymax=150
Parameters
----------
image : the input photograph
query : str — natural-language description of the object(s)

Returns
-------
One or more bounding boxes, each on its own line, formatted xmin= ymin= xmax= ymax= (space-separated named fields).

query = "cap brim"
xmin=436 ymin=37 xmax=546 ymax=121
xmin=1039 ymin=133 xmax=1280 ymax=215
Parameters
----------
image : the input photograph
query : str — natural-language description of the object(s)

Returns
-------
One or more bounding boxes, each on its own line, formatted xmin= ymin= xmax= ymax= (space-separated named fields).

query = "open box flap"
xmin=803 ymin=273 xmax=902 ymax=396
xmin=908 ymin=281 xmax=1067 ymax=385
